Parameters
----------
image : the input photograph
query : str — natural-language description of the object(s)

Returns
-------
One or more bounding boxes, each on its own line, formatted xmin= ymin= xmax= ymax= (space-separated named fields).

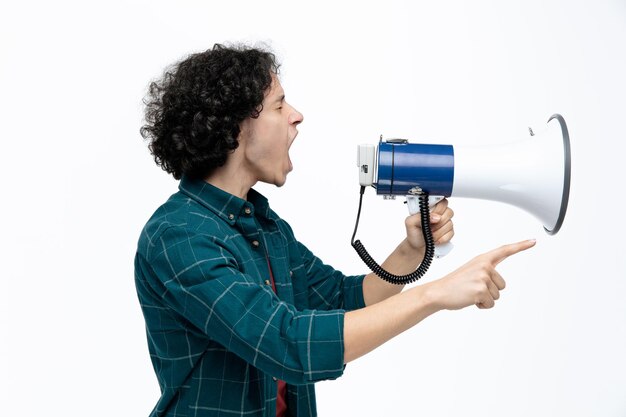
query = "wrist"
xmin=420 ymin=282 xmax=445 ymax=313
xmin=398 ymin=238 xmax=425 ymax=259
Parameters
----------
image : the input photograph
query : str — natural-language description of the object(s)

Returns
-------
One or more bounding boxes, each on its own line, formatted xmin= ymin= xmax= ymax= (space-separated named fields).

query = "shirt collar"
xmin=179 ymin=176 xmax=272 ymax=225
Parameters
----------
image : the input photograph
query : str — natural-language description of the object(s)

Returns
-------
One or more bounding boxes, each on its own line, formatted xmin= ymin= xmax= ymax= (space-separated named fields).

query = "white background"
xmin=2 ymin=0 xmax=625 ymax=416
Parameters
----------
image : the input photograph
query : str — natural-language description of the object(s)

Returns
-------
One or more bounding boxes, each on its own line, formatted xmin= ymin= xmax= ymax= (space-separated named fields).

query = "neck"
xmin=204 ymin=157 xmax=256 ymax=200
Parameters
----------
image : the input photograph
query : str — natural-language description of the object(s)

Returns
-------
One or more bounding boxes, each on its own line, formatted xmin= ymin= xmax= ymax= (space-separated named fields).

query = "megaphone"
xmin=352 ymin=114 xmax=571 ymax=284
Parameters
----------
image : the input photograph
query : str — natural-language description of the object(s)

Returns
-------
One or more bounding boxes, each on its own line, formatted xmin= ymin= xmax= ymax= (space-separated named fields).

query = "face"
xmin=238 ymin=75 xmax=304 ymax=187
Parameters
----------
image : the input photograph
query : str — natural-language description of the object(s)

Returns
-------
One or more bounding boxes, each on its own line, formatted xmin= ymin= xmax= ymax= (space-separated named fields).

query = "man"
xmin=135 ymin=43 xmax=535 ymax=417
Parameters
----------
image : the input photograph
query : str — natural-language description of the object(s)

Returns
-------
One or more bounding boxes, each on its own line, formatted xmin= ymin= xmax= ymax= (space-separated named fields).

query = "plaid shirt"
xmin=135 ymin=176 xmax=366 ymax=417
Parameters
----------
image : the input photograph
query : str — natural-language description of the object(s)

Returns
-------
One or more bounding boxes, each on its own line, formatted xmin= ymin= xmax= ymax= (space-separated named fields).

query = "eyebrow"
xmin=273 ymin=94 xmax=285 ymax=104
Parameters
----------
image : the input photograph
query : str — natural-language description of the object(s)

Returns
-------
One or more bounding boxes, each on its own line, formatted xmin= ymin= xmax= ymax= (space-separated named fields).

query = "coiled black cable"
xmin=351 ymin=186 xmax=435 ymax=285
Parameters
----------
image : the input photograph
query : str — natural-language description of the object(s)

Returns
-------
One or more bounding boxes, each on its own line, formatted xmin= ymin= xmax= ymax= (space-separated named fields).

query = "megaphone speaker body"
xmin=361 ymin=114 xmax=571 ymax=234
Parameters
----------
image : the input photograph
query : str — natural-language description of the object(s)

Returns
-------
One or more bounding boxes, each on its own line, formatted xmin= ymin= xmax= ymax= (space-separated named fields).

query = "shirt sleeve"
xmin=141 ymin=225 xmax=346 ymax=386
xmin=296 ymin=241 xmax=367 ymax=312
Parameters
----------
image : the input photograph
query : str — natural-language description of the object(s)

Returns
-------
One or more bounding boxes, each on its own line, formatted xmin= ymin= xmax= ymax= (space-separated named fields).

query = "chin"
xmin=274 ymin=173 xmax=289 ymax=187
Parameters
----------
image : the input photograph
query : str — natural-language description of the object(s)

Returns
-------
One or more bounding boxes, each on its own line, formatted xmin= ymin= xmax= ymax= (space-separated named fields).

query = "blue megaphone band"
xmin=376 ymin=142 xmax=455 ymax=196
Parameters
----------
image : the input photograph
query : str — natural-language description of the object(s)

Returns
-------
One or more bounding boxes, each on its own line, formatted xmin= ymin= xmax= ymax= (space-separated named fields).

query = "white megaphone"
xmin=356 ymin=114 xmax=571 ymax=259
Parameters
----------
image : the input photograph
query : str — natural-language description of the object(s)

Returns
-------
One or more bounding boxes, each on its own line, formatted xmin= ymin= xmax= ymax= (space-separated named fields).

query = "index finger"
xmin=431 ymin=198 xmax=449 ymax=215
xmin=486 ymin=239 xmax=536 ymax=265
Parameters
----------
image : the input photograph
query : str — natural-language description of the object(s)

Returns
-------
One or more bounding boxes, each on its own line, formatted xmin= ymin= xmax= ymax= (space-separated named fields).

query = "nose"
xmin=289 ymin=105 xmax=304 ymax=126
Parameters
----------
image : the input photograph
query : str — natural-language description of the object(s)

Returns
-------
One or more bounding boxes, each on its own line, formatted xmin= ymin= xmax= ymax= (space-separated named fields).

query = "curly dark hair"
xmin=140 ymin=43 xmax=280 ymax=180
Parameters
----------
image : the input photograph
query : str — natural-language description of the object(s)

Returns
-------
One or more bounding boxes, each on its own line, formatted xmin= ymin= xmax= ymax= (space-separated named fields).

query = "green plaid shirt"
xmin=135 ymin=176 xmax=366 ymax=417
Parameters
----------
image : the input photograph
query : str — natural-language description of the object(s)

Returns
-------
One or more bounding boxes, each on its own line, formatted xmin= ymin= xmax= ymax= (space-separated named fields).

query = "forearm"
xmin=362 ymin=238 xmax=425 ymax=305
xmin=346 ymin=238 xmax=537 ymax=364
xmin=344 ymin=282 xmax=439 ymax=363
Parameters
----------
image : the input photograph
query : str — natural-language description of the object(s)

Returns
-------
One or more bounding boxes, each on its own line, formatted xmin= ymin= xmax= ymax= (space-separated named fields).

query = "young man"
xmin=135 ymin=43 xmax=535 ymax=417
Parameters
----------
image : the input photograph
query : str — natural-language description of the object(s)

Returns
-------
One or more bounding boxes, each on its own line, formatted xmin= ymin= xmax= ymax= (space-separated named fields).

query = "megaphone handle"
xmin=406 ymin=195 xmax=454 ymax=258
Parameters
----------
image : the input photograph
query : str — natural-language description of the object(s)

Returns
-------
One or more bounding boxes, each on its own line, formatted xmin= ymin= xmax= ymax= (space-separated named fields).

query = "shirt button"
xmin=272 ymin=377 xmax=278 ymax=381
xmin=244 ymin=207 xmax=252 ymax=215
xmin=289 ymin=270 xmax=293 ymax=277
xmin=265 ymin=280 xmax=271 ymax=286
xmin=251 ymin=240 xmax=260 ymax=248
xmin=228 ymin=214 xmax=235 ymax=220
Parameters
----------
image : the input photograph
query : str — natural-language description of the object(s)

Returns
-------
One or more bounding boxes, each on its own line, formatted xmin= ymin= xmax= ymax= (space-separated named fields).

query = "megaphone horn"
xmin=452 ymin=114 xmax=571 ymax=234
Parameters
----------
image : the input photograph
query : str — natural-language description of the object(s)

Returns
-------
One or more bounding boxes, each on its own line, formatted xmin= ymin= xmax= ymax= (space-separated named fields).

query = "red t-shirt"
xmin=276 ymin=380 xmax=288 ymax=417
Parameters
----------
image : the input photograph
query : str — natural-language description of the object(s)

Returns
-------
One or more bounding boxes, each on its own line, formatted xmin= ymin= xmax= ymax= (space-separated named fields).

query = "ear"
xmin=237 ymin=119 xmax=252 ymax=147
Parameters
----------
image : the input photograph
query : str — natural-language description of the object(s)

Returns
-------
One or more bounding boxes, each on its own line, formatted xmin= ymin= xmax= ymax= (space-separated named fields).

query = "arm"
xmin=345 ymin=239 xmax=536 ymax=363
xmin=362 ymin=199 xmax=455 ymax=306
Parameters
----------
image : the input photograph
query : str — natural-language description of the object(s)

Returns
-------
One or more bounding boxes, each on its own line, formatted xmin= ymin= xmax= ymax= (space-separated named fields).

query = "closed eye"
xmin=274 ymin=94 xmax=285 ymax=110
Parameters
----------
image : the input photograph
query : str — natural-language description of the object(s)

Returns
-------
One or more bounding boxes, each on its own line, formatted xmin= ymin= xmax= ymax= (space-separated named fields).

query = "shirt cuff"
xmin=298 ymin=309 xmax=347 ymax=383
xmin=343 ymin=274 xmax=366 ymax=311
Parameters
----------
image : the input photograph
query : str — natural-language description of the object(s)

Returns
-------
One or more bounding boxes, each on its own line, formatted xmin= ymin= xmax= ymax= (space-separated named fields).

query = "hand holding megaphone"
xmin=406 ymin=194 xmax=454 ymax=258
